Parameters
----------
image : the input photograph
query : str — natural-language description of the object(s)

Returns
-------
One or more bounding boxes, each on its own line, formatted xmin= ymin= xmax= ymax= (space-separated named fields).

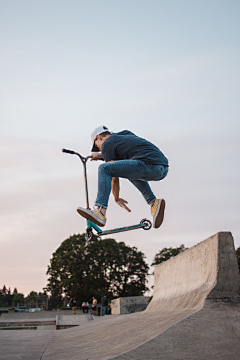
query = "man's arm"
xmin=112 ymin=177 xmax=131 ymax=212
xmin=90 ymin=152 xmax=103 ymax=161
xmin=111 ymin=177 xmax=120 ymax=201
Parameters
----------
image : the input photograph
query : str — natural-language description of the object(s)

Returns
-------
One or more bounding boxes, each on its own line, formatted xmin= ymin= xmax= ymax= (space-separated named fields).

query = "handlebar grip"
xmin=62 ymin=148 xmax=75 ymax=154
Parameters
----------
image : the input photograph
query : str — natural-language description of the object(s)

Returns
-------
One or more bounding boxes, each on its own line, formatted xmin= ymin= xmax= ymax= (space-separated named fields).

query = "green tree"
xmin=236 ymin=246 xmax=240 ymax=273
xmin=0 ymin=288 xmax=4 ymax=307
xmin=2 ymin=285 xmax=7 ymax=295
xmin=12 ymin=293 xmax=24 ymax=307
xmin=151 ymin=244 xmax=188 ymax=266
xmin=45 ymin=233 xmax=149 ymax=305
xmin=0 ymin=286 xmax=14 ymax=307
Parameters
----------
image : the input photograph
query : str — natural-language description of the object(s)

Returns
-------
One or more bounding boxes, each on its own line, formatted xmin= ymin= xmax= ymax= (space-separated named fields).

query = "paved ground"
xmin=0 ymin=329 xmax=54 ymax=360
xmin=0 ymin=232 xmax=239 ymax=360
xmin=113 ymin=300 xmax=240 ymax=360
xmin=1 ymin=300 xmax=239 ymax=360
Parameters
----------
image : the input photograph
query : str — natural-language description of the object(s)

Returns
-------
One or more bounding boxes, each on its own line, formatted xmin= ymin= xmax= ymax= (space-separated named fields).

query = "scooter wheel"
xmin=140 ymin=218 xmax=152 ymax=230
xmin=85 ymin=228 xmax=93 ymax=241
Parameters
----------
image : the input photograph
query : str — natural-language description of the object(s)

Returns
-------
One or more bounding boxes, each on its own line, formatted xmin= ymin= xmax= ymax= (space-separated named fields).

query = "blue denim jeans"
xmin=102 ymin=306 xmax=106 ymax=316
xmin=95 ymin=160 xmax=168 ymax=208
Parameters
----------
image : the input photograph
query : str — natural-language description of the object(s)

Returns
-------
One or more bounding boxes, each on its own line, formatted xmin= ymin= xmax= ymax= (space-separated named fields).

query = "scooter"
xmin=62 ymin=148 xmax=152 ymax=241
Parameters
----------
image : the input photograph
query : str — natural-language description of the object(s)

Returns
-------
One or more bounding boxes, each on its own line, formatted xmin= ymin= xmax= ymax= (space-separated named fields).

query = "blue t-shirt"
xmin=101 ymin=130 xmax=168 ymax=166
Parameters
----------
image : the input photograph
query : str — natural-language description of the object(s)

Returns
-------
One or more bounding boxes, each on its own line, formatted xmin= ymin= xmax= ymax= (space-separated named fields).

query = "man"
xmin=70 ymin=297 xmax=77 ymax=315
xmin=92 ymin=296 xmax=97 ymax=316
xmin=82 ymin=301 xmax=89 ymax=314
xmin=77 ymin=126 xmax=169 ymax=228
xmin=101 ymin=294 xmax=108 ymax=316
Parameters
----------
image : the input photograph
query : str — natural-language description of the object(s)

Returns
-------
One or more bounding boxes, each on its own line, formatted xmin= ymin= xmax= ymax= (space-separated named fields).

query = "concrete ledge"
xmin=0 ymin=320 xmax=55 ymax=327
xmin=111 ymin=296 xmax=151 ymax=315
xmin=0 ymin=319 xmax=56 ymax=331
xmin=56 ymin=314 xmax=94 ymax=330
xmin=0 ymin=326 xmax=38 ymax=330
xmin=0 ymin=309 xmax=84 ymax=320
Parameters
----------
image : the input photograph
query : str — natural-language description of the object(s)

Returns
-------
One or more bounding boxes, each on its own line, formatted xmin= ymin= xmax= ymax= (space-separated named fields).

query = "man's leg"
xmin=129 ymin=180 xmax=156 ymax=205
xmin=129 ymin=179 xmax=166 ymax=228
xmin=96 ymin=161 xmax=168 ymax=204
xmin=77 ymin=160 xmax=168 ymax=227
xmin=95 ymin=160 xmax=166 ymax=206
xmin=77 ymin=161 xmax=113 ymax=226
xmin=102 ymin=306 xmax=106 ymax=316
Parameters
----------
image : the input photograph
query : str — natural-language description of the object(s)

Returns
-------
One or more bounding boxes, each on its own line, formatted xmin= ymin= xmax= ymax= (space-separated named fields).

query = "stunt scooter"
xmin=62 ymin=148 xmax=152 ymax=241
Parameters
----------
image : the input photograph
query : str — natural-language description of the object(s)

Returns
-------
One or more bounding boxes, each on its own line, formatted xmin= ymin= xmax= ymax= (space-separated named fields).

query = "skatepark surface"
xmin=0 ymin=232 xmax=239 ymax=360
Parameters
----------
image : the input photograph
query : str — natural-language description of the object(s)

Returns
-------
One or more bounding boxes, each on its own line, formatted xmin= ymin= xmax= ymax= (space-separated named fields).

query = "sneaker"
xmin=77 ymin=207 xmax=106 ymax=227
xmin=151 ymin=199 xmax=165 ymax=228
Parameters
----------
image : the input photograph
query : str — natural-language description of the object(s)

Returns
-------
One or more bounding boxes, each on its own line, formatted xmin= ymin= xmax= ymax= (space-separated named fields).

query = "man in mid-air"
xmin=77 ymin=126 xmax=169 ymax=229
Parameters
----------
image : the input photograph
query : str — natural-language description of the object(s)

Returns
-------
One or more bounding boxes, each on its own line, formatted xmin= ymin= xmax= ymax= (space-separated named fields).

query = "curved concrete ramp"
xmin=42 ymin=232 xmax=240 ymax=360
xmin=147 ymin=231 xmax=240 ymax=313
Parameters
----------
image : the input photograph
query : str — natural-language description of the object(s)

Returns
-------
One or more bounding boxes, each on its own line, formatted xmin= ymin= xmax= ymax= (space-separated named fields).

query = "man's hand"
xmin=112 ymin=177 xmax=131 ymax=212
xmin=116 ymin=198 xmax=131 ymax=212
xmin=90 ymin=152 xmax=102 ymax=161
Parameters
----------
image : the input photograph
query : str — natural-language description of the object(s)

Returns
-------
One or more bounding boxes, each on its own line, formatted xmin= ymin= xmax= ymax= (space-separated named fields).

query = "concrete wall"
xmin=111 ymin=296 xmax=151 ymax=315
xmin=207 ymin=232 xmax=240 ymax=299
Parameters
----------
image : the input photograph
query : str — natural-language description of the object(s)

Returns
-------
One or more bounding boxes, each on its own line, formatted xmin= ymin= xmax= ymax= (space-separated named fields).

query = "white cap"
xmin=91 ymin=125 xmax=112 ymax=152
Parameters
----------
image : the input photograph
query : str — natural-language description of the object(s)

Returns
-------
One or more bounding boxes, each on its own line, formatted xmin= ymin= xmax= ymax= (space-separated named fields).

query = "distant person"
xmin=77 ymin=126 xmax=169 ymax=229
xmin=70 ymin=297 xmax=77 ymax=315
xmin=82 ymin=301 xmax=89 ymax=314
xmin=92 ymin=296 xmax=97 ymax=316
xmin=101 ymin=295 xmax=108 ymax=316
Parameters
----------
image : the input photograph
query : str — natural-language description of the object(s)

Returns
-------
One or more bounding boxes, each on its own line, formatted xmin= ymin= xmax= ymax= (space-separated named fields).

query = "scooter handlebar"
xmin=62 ymin=148 xmax=92 ymax=162
xmin=62 ymin=148 xmax=76 ymax=154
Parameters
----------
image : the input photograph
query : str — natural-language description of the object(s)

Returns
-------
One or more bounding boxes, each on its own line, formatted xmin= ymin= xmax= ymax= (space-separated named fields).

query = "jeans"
xmin=102 ymin=306 xmax=106 ymax=316
xmin=95 ymin=160 xmax=168 ymax=208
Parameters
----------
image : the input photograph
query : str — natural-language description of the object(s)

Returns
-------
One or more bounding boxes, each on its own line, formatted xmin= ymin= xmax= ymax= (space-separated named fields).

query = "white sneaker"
xmin=77 ymin=207 xmax=106 ymax=227
xmin=151 ymin=199 xmax=165 ymax=228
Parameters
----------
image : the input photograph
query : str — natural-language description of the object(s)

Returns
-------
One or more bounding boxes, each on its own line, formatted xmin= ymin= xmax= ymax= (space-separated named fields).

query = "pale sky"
xmin=0 ymin=0 xmax=239 ymax=296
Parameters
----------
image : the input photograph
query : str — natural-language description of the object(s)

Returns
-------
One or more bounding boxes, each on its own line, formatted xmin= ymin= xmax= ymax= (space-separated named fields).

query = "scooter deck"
xmin=87 ymin=220 xmax=151 ymax=236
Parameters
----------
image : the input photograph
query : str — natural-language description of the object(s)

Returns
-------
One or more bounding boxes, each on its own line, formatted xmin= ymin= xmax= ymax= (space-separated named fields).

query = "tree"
xmin=12 ymin=293 xmax=24 ymax=307
xmin=2 ymin=285 xmax=7 ymax=295
xmin=45 ymin=233 xmax=149 ymax=305
xmin=151 ymin=244 xmax=188 ymax=266
xmin=236 ymin=246 xmax=240 ymax=273
xmin=0 ymin=285 xmax=13 ymax=307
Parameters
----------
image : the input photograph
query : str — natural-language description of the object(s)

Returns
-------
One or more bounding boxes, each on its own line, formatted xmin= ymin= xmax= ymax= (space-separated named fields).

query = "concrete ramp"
xmin=40 ymin=232 xmax=240 ymax=360
xmin=147 ymin=231 xmax=240 ymax=313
